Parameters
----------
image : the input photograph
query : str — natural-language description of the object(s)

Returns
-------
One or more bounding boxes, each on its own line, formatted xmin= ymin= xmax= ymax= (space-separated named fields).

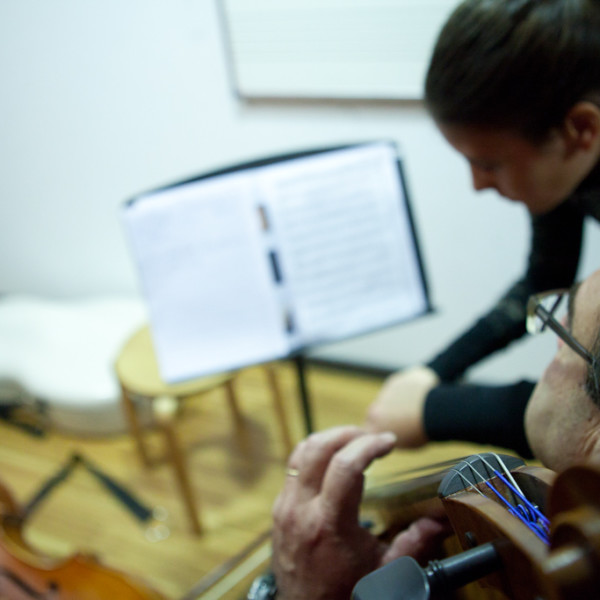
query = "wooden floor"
xmin=0 ymin=362 xmax=500 ymax=599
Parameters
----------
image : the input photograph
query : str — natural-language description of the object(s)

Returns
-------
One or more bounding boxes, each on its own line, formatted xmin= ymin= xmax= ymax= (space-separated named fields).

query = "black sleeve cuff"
xmin=423 ymin=380 xmax=536 ymax=459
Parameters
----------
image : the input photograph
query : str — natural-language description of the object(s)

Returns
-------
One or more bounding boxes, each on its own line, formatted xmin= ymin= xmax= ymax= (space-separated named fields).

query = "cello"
xmin=354 ymin=452 xmax=600 ymax=599
xmin=178 ymin=452 xmax=600 ymax=600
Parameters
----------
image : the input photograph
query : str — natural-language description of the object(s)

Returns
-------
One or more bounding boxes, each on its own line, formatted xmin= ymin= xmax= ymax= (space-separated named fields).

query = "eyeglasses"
xmin=526 ymin=289 xmax=594 ymax=365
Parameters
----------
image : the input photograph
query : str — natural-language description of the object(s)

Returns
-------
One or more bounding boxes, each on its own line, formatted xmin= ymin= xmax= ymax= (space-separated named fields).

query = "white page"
xmin=123 ymin=142 xmax=429 ymax=382
xmin=261 ymin=143 xmax=429 ymax=344
xmin=122 ymin=175 xmax=289 ymax=381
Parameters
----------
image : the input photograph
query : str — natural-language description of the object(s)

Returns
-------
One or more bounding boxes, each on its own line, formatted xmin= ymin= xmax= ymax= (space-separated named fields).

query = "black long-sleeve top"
xmin=422 ymin=163 xmax=600 ymax=458
xmin=427 ymin=165 xmax=600 ymax=382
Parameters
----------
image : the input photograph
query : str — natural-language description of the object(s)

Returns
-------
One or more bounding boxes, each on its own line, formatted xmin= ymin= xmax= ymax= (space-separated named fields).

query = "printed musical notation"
xmin=122 ymin=142 xmax=429 ymax=382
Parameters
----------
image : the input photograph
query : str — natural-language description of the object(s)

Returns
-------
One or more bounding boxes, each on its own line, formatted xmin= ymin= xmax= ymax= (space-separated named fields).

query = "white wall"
xmin=2 ymin=0 xmax=599 ymax=385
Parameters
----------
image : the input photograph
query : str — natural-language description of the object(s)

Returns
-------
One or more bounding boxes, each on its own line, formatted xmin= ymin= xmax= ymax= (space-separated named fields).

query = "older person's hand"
xmin=365 ymin=366 xmax=440 ymax=448
xmin=271 ymin=426 xmax=449 ymax=600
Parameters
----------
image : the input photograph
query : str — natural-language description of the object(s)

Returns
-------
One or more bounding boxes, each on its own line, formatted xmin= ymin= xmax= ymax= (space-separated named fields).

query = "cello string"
xmin=449 ymin=469 xmax=487 ymax=497
xmin=473 ymin=454 xmax=519 ymax=508
xmin=460 ymin=458 xmax=549 ymax=544
xmin=482 ymin=478 xmax=549 ymax=544
xmin=479 ymin=454 xmax=549 ymax=530
xmin=464 ymin=462 xmax=545 ymax=539
xmin=491 ymin=470 xmax=550 ymax=530
xmin=478 ymin=454 xmax=522 ymax=507
xmin=365 ymin=455 xmax=477 ymax=487
xmin=488 ymin=454 xmax=526 ymax=500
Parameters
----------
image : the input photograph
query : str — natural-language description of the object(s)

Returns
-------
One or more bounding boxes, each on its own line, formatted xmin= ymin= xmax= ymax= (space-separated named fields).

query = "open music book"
xmin=122 ymin=142 xmax=430 ymax=382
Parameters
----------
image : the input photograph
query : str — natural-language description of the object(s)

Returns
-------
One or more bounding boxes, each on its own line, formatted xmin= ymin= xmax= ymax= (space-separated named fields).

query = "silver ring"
xmin=286 ymin=467 xmax=300 ymax=477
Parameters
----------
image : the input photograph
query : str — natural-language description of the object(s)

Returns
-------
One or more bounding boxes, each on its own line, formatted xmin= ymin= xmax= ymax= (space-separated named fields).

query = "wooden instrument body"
xmin=6 ymin=452 xmax=593 ymax=599
xmin=0 ymin=482 xmax=166 ymax=600
xmin=442 ymin=465 xmax=555 ymax=599
xmin=362 ymin=457 xmax=600 ymax=600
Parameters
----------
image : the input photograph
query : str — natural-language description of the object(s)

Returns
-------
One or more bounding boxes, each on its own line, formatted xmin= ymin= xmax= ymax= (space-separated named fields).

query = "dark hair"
xmin=425 ymin=0 xmax=600 ymax=142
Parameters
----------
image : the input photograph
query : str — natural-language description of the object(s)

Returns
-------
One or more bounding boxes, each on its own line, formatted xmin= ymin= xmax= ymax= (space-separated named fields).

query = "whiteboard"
xmin=219 ymin=0 xmax=460 ymax=100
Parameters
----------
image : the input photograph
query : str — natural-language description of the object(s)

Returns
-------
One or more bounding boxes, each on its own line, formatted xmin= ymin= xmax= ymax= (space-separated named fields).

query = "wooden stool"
xmin=114 ymin=325 xmax=293 ymax=535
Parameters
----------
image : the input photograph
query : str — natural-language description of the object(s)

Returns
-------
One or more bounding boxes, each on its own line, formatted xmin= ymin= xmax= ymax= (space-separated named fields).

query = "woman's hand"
xmin=365 ymin=366 xmax=440 ymax=447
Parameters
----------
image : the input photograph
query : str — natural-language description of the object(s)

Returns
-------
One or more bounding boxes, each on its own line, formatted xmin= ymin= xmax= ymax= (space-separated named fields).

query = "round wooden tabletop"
xmin=115 ymin=325 xmax=234 ymax=398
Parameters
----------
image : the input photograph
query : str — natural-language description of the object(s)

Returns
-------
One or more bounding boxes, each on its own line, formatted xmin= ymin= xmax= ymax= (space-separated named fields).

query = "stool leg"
xmin=264 ymin=365 xmax=294 ymax=457
xmin=224 ymin=379 xmax=243 ymax=424
xmin=120 ymin=384 xmax=153 ymax=467
xmin=154 ymin=395 xmax=202 ymax=535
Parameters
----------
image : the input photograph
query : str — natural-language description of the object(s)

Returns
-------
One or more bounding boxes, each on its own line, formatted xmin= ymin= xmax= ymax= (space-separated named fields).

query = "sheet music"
xmin=123 ymin=175 xmax=289 ymax=381
xmin=262 ymin=144 xmax=428 ymax=342
xmin=123 ymin=142 xmax=429 ymax=382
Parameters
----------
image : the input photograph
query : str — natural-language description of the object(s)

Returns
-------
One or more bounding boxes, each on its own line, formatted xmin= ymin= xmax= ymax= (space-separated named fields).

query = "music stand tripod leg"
xmin=293 ymin=354 xmax=314 ymax=436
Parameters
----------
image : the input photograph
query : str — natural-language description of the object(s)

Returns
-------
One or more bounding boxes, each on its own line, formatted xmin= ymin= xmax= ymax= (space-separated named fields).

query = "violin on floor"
xmin=0 ymin=478 xmax=166 ymax=600
xmin=355 ymin=452 xmax=600 ymax=600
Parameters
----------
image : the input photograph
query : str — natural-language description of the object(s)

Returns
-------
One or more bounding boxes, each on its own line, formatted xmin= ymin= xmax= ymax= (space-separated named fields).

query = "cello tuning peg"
xmin=352 ymin=542 xmax=501 ymax=600
xmin=352 ymin=556 xmax=430 ymax=600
